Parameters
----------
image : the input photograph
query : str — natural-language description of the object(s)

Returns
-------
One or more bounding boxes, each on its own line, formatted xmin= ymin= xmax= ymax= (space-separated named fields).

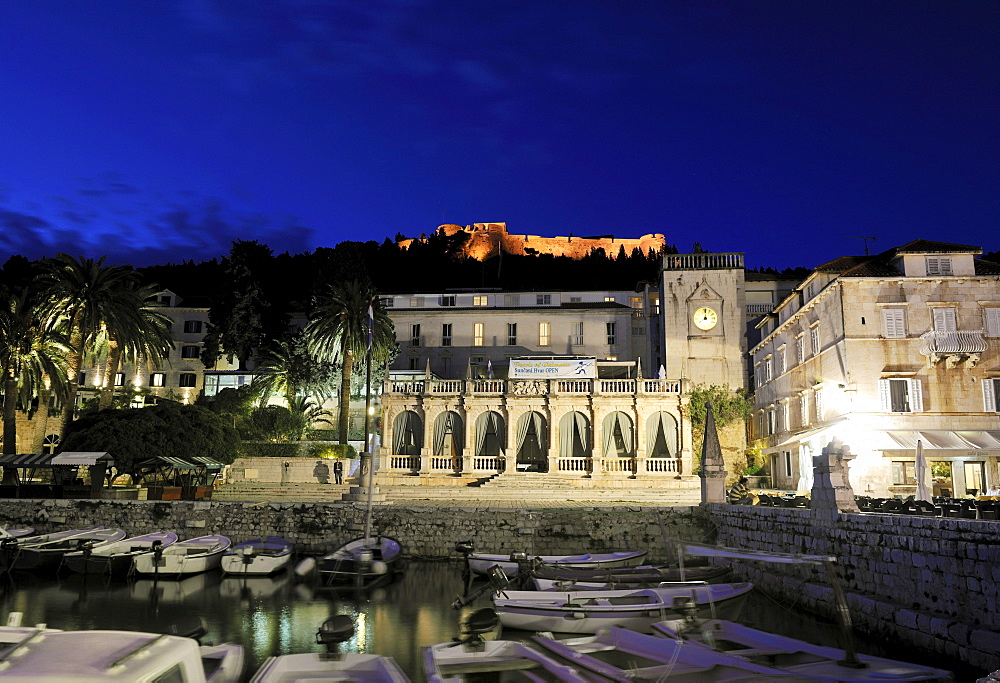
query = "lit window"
xmin=473 ymin=323 xmax=484 ymax=346
xmin=441 ymin=324 xmax=452 ymax=347
xmin=879 ymin=378 xmax=923 ymax=413
xmin=410 ymin=324 xmax=421 ymax=347
xmin=604 ymin=296 xmax=615 ymax=303
xmin=440 ymin=295 xmax=456 ymax=307
xmin=630 ymin=297 xmax=643 ymax=308
xmin=183 ymin=320 xmax=202 ymax=333
xmin=606 ymin=322 xmax=616 ymax=345
xmin=181 ymin=345 xmax=200 ymax=359
xmin=151 ymin=373 xmax=166 ymax=387
xmin=538 ymin=322 xmax=550 ymax=346
xmin=179 ymin=373 xmax=197 ymax=388
xmin=926 ymin=257 xmax=953 ymax=276
xmin=536 ymin=294 xmax=551 ymax=305
xmin=114 ymin=372 xmax=125 ymax=387
xmin=507 ymin=323 xmax=517 ymax=346
xmin=572 ymin=322 xmax=584 ymax=346
xmin=473 ymin=296 xmax=488 ymax=306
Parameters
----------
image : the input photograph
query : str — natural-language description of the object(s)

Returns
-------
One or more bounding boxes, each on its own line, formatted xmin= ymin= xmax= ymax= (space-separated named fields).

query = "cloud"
xmin=0 ymin=209 xmax=51 ymax=251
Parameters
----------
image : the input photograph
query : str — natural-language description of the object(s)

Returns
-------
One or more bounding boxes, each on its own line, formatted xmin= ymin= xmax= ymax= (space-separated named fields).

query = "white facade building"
xmin=751 ymin=240 xmax=1000 ymax=498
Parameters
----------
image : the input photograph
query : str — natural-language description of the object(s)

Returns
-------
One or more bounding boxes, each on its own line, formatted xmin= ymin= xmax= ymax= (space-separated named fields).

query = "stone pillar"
xmin=811 ymin=438 xmax=859 ymax=517
xmin=700 ymin=402 xmax=727 ymax=503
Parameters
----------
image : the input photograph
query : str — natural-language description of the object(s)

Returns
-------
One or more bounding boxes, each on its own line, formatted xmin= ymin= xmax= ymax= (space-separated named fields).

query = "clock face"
xmin=693 ymin=306 xmax=718 ymax=330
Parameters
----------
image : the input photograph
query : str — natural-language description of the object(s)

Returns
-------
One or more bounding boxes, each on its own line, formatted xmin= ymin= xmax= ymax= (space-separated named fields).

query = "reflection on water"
xmin=0 ymin=560 xmax=978 ymax=681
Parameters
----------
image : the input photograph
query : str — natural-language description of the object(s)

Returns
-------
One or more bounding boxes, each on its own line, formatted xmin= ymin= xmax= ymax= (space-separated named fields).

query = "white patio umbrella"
xmin=915 ymin=439 xmax=930 ymax=502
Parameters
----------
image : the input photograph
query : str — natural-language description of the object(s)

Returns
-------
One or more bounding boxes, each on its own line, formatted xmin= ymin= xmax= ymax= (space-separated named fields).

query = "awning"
xmin=0 ymin=453 xmax=55 ymax=467
xmin=883 ymin=431 xmax=1000 ymax=451
xmin=189 ymin=456 xmax=223 ymax=469
xmin=51 ymin=452 xmax=114 ymax=466
xmin=139 ymin=456 xmax=198 ymax=470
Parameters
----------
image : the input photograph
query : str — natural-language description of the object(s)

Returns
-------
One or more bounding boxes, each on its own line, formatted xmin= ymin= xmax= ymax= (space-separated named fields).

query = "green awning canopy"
xmin=138 ymin=456 xmax=198 ymax=470
xmin=189 ymin=456 xmax=223 ymax=469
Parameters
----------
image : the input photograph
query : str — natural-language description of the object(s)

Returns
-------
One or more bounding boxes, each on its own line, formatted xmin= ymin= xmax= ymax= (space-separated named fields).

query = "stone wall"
xmin=706 ymin=503 xmax=1000 ymax=672
xmin=0 ymin=499 xmax=713 ymax=560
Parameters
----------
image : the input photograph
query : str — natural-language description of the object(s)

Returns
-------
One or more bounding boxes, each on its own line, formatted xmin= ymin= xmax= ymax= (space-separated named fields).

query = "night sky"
xmin=1 ymin=1 xmax=997 ymax=270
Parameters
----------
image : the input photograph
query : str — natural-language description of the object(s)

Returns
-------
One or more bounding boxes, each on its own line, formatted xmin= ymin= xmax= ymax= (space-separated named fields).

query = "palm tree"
xmin=40 ymin=254 xmax=147 ymax=429
xmin=0 ymin=284 xmax=71 ymax=483
xmin=95 ymin=282 xmax=174 ymax=410
xmin=305 ymin=280 xmax=395 ymax=445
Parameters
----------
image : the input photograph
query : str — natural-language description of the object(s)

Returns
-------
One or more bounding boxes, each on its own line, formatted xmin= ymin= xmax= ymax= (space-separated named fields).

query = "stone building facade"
xmin=751 ymin=239 xmax=1000 ymax=497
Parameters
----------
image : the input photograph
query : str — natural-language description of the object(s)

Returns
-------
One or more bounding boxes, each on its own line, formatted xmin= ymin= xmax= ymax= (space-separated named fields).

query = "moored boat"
xmin=531 ymin=626 xmax=808 ymax=681
xmin=0 ymin=526 xmax=35 ymax=539
xmin=7 ymin=527 xmax=127 ymax=572
xmin=532 ymin=563 xmax=732 ymax=590
xmin=133 ymin=534 xmax=231 ymax=576
xmin=493 ymin=582 xmax=753 ymax=634
xmin=63 ymin=531 xmax=178 ymax=576
xmin=250 ymin=615 xmax=408 ymax=682
xmin=317 ymin=536 xmax=403 ymax=583
xmin=220 ymin=536 xmax=293 ymax=576
xmin=652 ymin=616 xmax=955 ymax=681
xmin=0 ymin=612 xmax=244 ymax=682
xmin=467 ymin=549 xmax=648 ymax=577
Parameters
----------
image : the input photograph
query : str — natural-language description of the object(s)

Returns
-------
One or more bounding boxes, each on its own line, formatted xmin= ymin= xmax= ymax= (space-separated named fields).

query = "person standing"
xmin=333 ymin=459 xmax=343 ymax=485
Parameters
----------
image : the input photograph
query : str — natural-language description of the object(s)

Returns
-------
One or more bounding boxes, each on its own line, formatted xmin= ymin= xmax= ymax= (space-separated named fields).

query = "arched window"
xmin=515 ymin=412 xmax=547 ymax=471
xmin=42 ymin=434 xmax=61 ymax=455
xmin=474 ymin=411 xmax=506 ymax=457
xmin=646 ymin=412 xmax=679 ymax=458
xmin=558 ymin=412 xmax=590 ymax=458
xmin=392 ymin=411 xmax=423 ymax=456
xmin=602 ymin=412 xmax=634 ymax=458
xmin=432 ymin=411 xmax=464 ymax=457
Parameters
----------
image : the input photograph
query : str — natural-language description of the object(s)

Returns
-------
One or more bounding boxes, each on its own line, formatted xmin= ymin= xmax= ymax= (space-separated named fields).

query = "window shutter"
xmin=986 ymin=309 xmax=1000 ymax=338
xmin=814 ymin=390 xmax=824 ymax=421
xmin=882 ymin=309 xmax=905 ymax=338
xmin=985 ymin=379 xmax=998 ymax=412
xmin=878 ymin=379 xmax=891 ymax=411
xmin=908 ymin=379 xmax=923 ymax=412
xmin=932 ymin=308 xmax=956 ymax=332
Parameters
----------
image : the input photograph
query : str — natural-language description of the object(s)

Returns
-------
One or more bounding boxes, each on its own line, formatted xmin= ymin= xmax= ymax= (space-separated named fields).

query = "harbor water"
xmin=0 ymin=559 xmax=978 ymax=680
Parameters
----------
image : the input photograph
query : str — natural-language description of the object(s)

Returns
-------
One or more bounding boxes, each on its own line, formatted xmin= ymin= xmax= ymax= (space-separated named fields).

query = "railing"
xmin=556 ymin=457 xmax=591 ymax=473
xmin=644 ymin=457 xmax=681 ymax=474
xmin=472 ymin=455 xmax=504 ymax=472
xmin=391 ymin=381 xmax=424 ymax=394
xmin=641 ymin=379 xmax=681 ymax=393
xmin=602 ymin=458 xmax=635 ymax=474
xmin=388 ymin=455 xmax=420 ymax=471
xmin=471 ymin=380 xmax=505 ymax=393
xmin=556 ymin=380 xmax=592 ymax=393
xmin=429 ymin=380 xmax=463 ymax=393
xmin=746 ymin=304 xmax=773 ymax=314
xmin=663 ymin=252 xmax=743 ymax=270
xmin=428 ymin=456 xmax=458 ymax=472
xmin=598 ymin=379 xmax=635 ymax=394
xmin=919 ymin=330 xmax=987 ymax=356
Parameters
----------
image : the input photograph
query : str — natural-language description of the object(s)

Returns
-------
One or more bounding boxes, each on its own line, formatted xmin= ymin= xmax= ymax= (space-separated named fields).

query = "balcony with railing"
xmin=919 ymin=329 xmax=987 ymax=367
xmin=386 ymin=377 xmax=683 ymax=397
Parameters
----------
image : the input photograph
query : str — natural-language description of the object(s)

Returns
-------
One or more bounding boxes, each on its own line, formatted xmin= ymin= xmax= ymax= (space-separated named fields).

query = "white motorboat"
xmin=63 ymin=531 xmax=178 ymax=576
xmin=0 ymin=612 xmax=244 ymax=682
xmin=220 ymin=536 xmax=293 ymax=576
xmin=531 ymin=562 xmax=732 ymax=589
xmin=652 ymin=617 xmax=955 ymax=681
xmin=133 ymin=534 xmax=231 ymax=576
xmin=250 ymin=615 xmax=409 ymax=682
xmin=466 ymin=549 xmax=648 ymax=577
xmin=317 ymin=535 xmax=403 ymax=582
xmin=531 ymin=626 xmax=808 ymax=681
xmin=493 ymin=582 xmax=752 ymax=634
xmin=7 ymin=527 xmax=127 ymax=572
xmin=0 ymin=526 xmax=34 ymax=539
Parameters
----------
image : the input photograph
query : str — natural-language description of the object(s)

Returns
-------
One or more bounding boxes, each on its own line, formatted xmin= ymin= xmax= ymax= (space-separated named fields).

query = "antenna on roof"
xmin=848 ymin=236 xmax=877 ymax=256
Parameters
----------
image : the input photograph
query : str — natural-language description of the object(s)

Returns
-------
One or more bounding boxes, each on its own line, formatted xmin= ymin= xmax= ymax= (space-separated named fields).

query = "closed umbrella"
xmin=915 ymin=439 xmax=930 ymax=502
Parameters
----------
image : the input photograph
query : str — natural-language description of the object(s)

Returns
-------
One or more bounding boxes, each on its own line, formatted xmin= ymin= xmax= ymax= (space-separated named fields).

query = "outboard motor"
xmin=316 ymin=615 xmax=355 ymax=659
xmin=454 ymin=540 xmax=474 ymax=557
xmin=453 ymin=608 xmax=500 ymax=652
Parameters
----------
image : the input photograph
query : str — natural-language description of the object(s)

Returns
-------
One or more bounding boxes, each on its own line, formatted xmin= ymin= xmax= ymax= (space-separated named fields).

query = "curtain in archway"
xmin=475 ymin=411 xmax=505 ymax=456
xmin=392 ymin=410 xmax=423 ymax=456
xmin=433 ymin=411 xmax=464 ymax=457
xmin=559 ymin=412 xmax=590 ymax=458
xmin=646 ymin=412 xmax=678 ymax=457
xmin=516 ymin=412 xmax=547 ymax=457
xmin=602 ymin=412 xmax=634 ymax=458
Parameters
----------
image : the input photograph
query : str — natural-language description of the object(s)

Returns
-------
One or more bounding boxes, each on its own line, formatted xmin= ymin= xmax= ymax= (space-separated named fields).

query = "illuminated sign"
xmin=509 ymin=358 xmax=596 ymax=379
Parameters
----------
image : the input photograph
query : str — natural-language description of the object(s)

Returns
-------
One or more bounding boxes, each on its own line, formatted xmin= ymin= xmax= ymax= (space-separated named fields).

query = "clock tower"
xmin=660 ymin=251 xmax=747 ymax=390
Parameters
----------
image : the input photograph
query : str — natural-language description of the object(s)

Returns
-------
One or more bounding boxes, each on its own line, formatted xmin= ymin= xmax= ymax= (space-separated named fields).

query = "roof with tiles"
xmin=814 ymin=239 xmax=992 ymax=278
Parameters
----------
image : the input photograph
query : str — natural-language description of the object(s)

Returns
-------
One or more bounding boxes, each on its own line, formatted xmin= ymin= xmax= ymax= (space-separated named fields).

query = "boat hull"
xmin=468 ymin=549 xmax=648 ymax=576
xmin=133 ymin=535 xmax=231 ymax=577
xmin=423 ymin=639 xmax=592 ymax=683
xmin=221 ymin=537 xmax=293 ymax=576
xmin=251 ymin=652 xmax=408 ymax=682
xmin=9 ymin=528 xmax=128 ymax=572
xmin=63 ymin=532 xmax=180 ymax=576
xmin=318 ymin=536 xmax=403 ymax=582
xmin=494 ymin=583 xmax=752 ymax=634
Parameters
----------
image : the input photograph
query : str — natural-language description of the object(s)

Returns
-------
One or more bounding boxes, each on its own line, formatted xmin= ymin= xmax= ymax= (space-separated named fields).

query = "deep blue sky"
xmin=0 ymin=1 xmax=997 ymax=270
